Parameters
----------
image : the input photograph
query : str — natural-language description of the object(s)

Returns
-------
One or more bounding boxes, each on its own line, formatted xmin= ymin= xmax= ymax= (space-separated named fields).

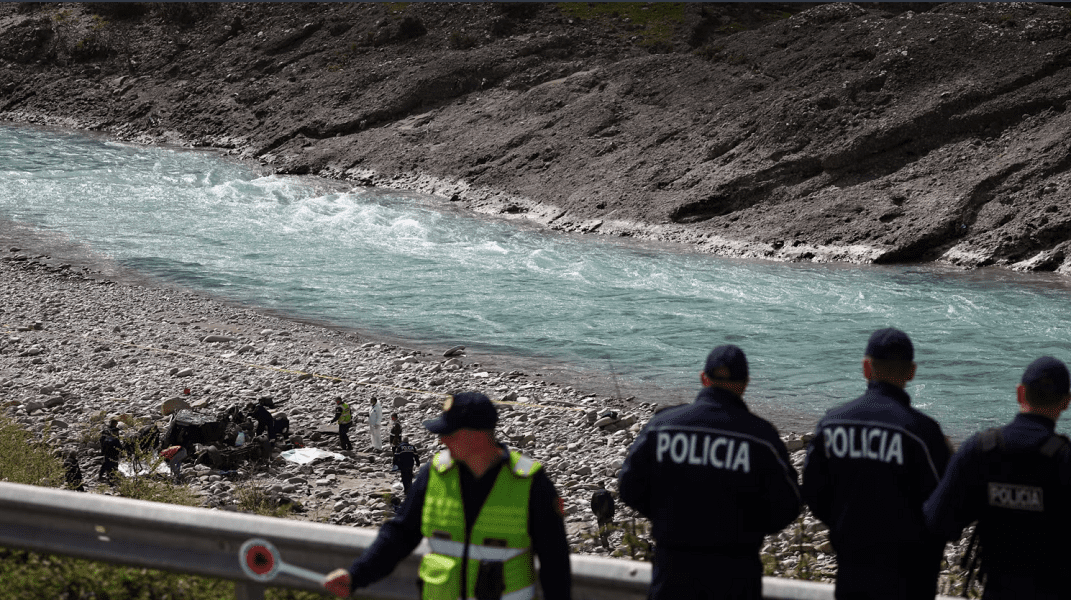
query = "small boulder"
xmin=202 ymin=335 xmax=238 ymax=343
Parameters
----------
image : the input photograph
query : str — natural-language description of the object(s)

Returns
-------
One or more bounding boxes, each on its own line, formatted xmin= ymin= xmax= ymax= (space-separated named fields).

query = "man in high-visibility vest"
xmin=323 ymin=392 xmax=571 ymax=599
xmin=329 ymin=397 xmax=353 ymax=451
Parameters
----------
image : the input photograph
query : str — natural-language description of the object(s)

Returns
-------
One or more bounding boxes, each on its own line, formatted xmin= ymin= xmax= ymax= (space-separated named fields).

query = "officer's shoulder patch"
xmin=432 ymin=449 xmax=455 ymax=472
xmin=509 ymin=452 xmax=542 ymax=478
xmin=979 ymin=427 xmax=1004 ymax=452
xmin=1040 ymin=434 xmax=1070 ymax=458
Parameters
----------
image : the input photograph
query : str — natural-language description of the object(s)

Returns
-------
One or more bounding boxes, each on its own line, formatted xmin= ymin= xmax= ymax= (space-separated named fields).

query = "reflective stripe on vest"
xmin=427 ymin=537 xmax=527 ymax=562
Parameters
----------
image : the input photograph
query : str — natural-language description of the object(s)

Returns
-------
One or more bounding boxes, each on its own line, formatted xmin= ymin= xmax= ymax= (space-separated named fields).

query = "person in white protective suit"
xmin=369 ymin=396 xmax=384 ymax=451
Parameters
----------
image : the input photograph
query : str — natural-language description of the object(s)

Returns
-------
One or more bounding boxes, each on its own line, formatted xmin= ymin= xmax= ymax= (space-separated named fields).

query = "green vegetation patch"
xmin=556 ymin=2 xmax=685 ymax=49
xmin=0 ymin=414 xmax=64 ymax=487
xmin=235 ymin=479 xmax=294 ymax=518
xmin=0 ymin=549 xmax=235 ymax=600
xmin=0 ymin=414 xmax=216 ymax=597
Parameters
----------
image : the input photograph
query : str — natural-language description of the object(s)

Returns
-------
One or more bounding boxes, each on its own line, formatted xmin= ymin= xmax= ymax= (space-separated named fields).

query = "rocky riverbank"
xmin=1 ymin=245 xmax=977 ymax=592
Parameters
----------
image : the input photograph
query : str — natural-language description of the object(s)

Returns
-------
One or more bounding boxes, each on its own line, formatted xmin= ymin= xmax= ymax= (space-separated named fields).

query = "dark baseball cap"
xmin=704 ymin=345 xmax=749 ymax=381
xmin=1021 ymin=356 xmax=1070 ymax=396
xmin=865 ymin=328 xmax=914 ymax=361
xmin=423 ymin=392 xmax=498 ymax=435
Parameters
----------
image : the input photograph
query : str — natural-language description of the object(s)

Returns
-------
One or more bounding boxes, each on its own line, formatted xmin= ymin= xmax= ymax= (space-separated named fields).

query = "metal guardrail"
xmin=0 ymin=481 xmax=957 ymax=599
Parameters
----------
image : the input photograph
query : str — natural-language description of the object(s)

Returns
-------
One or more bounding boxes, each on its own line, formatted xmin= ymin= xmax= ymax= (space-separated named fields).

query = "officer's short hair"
xmin=1024 ymin=384 xmax=1067 ymax=408
xmin=704 ymin=345 xmax=748 ymax=382
xmin=868 ymin=357 xmax=914 ymax=381
xmin=1022 ymin=356 xmax=1070 ymax=408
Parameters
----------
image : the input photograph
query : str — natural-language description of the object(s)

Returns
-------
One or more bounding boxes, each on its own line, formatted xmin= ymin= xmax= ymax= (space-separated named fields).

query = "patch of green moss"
xmin=557 ymin=2 xmax=685 ymax=48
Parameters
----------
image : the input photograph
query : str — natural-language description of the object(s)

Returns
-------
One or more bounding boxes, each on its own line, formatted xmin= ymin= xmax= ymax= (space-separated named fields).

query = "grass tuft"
xmin=0 ymin=414 xmax=64 ymax=487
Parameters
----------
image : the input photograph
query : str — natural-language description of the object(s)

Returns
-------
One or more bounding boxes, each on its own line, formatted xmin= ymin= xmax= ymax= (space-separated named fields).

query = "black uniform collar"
xmin=1013 ymin=412 xmax=1058 ymax=432
xmin=867 ymin=380 xmax=912 ymax=407
xmin=695 ymin=385 xmax=748 ymax=411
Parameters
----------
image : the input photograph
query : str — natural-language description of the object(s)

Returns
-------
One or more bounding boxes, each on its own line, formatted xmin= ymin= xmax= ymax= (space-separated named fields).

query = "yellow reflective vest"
xmin=338 ymin=402 xmax=352 ymax=424
xmin=420 ymin=449 xmax=541 ymax=600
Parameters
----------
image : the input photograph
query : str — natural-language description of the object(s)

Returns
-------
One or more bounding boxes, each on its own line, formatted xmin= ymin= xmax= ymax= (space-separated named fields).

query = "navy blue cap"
xmin=423 ymin=392 xmax=498 ymax=435
xmin=865 ymin=328 xmax=914 ymax=361
xmin=704 ymin=345 xmax=749 ymax=381
xmin=1021 ymin=356 xmax=1070 ymax=396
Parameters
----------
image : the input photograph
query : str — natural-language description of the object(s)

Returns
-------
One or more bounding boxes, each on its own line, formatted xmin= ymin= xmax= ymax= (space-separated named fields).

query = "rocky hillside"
xmin=3 ymin=2 xmax=1071 ymax=273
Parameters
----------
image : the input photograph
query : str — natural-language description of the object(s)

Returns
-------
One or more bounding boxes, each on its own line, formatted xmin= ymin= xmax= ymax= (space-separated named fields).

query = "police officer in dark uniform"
xmin=392 ymin=436 xmax=420 ymax=495
xmin=801 ymin=328 xmax=951 ymax=600
xmin=924 ymin=356 xmax=1071 ymax=599
xmin=98 ymin=417 xmax=124 ymax=484
xmin=619 ymin=344 xmax=801 ymax=600
xmin=590 ymin=483 xmax=615 ymax=549
xmin=250 ymin=400 xmax=276 ymax=443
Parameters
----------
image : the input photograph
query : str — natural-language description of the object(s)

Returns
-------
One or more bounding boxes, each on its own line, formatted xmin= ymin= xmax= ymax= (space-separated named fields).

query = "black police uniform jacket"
xmin=619 ymin=387 xmax=801 ymax=561
xmin=801 ymin=381 xmax=950 ymax=573
xmin=393 ymin=442 xmax=420 ymax=473
xmin=924 ymin=413 xmax=1071 ymax=597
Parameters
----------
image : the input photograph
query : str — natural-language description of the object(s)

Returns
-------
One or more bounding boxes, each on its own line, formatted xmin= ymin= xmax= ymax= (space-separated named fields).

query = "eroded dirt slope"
xmin=3 ymin=2 xmax=1071 ymax=272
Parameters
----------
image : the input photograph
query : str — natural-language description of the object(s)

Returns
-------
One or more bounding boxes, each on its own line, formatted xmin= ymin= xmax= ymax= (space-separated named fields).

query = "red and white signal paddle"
xmin=239 ymin=538 xmax=351 ymax=598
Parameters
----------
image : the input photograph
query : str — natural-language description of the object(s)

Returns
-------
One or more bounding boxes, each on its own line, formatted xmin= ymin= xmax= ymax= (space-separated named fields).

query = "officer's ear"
xmin=1017 ymin=384 xmax=1028 ymax=410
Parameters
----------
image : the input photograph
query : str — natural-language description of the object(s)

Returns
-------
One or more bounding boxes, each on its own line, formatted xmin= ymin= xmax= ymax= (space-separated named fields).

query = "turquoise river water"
xmin=2 ymin=125 xmax=1070 ymax=440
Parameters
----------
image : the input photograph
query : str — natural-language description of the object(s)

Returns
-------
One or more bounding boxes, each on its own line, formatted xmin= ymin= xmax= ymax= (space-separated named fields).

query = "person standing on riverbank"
xmin=802 ymin=328 xmax=951 ymax=599
xmin=369 ymin=396 xmax=384 ymax=452
xmin=98 ymin=417 xmax=123 ymax=484
xmin=330 ymin=397 xmax=353 ymax=451
xmin=389 ymin=412 xmax=402 ymax=448
xmin=924 ymin=356 xmax=1071 ymax=599
xmin=249 ymin=400 xmax=276 ymax=444
xmin=323 ymin=391 xmax=571 ymax=599
xmin=618 ymin=344 xmax=801 ymax=600
xmin=392 ymin=436 xmax=419 ymax=495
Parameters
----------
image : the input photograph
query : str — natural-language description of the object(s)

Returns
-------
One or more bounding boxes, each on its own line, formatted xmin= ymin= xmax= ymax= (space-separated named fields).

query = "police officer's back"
xmin=801 ymin=328 xmax=951 ymax=600
xmin=392 ymin=437 xmax=421 ymax=495
xmin=590 ymin=485 xmax=614 ymax=527
xmin=925 ymin=356 xmax=1071 ymax=599
xmin=393 ymin=438 xmax=419 ymax=472
xmin=619 ymin=345 xmax=801 ymax=600
xmin=98 ymin=418 xmax=124 ymax=483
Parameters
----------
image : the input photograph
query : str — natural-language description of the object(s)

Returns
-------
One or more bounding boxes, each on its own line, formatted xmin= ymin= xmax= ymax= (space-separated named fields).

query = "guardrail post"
xmin=234 ymin=581 xmax=265 ymax=600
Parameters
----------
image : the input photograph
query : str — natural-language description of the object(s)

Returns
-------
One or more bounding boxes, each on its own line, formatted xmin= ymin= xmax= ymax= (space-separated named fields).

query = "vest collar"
xmin=433 ymin=447 xmax=540 ymax=478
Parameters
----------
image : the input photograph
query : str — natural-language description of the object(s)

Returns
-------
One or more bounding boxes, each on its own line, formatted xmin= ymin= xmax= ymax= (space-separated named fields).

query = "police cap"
xmin=423 ymin=392 xmax=498 ymax=435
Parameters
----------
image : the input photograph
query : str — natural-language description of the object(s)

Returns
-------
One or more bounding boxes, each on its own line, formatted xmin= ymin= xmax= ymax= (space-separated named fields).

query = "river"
xmin=3 ymin=124 xmax=1070 ymax=440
